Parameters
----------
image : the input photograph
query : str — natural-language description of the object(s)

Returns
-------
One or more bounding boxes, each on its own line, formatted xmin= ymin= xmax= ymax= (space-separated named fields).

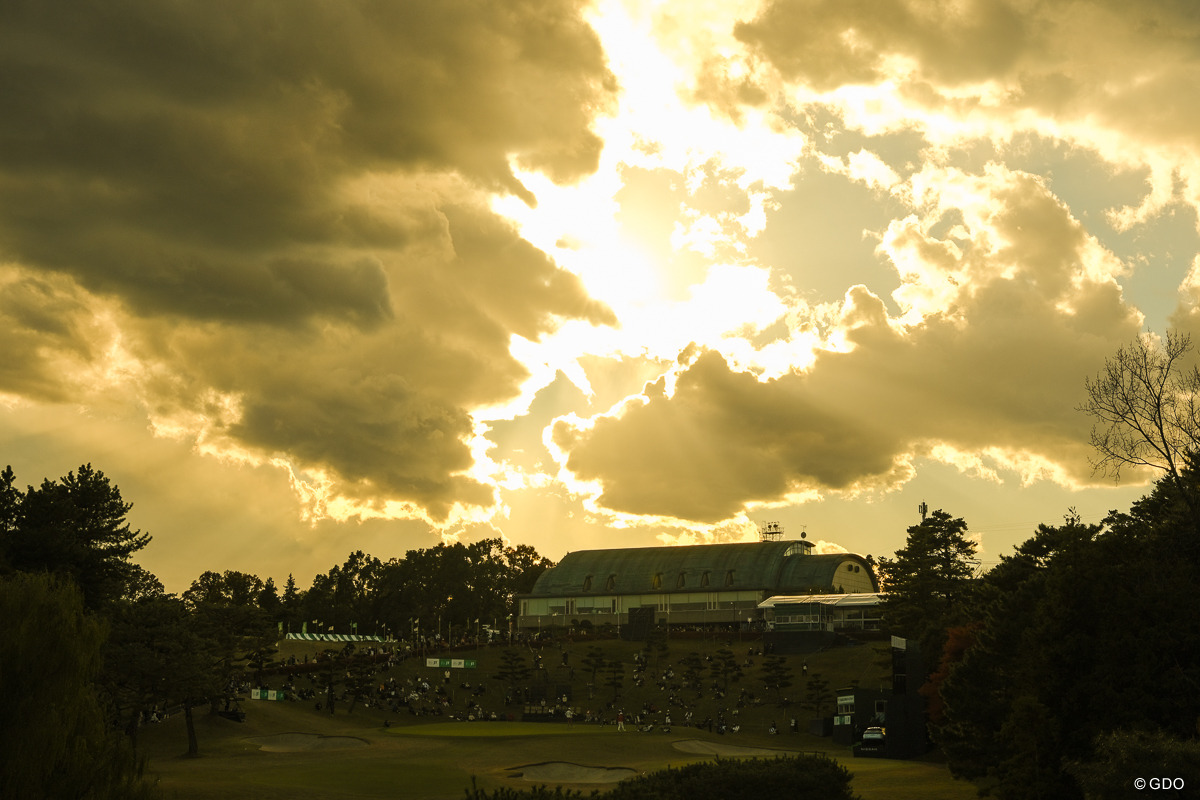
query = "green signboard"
xmin=425 ymin=658 xmax=477 ymax=669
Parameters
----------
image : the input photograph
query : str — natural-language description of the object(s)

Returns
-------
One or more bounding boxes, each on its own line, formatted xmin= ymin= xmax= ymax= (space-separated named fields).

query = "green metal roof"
xmin=528 ymin=541 xmax=876 ymax=596
xmin=777 ymin=551 xmax=878 ymax=593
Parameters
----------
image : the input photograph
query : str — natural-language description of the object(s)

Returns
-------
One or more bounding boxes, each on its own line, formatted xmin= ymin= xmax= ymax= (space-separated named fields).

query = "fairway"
xmin=385 ymin=721 xmax=612 ymax=738
xmin=138 ymin=702 xmax=976 ymax=800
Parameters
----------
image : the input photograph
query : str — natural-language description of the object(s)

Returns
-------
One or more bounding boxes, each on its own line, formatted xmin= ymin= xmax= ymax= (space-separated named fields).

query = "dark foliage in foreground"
xmin=464 ymin=754 xmax=859 ymax=800
xmin=0 ymin=573 xmax=159 ymax=799
xmin=934 ymin=470 xmax=1200 ymax=799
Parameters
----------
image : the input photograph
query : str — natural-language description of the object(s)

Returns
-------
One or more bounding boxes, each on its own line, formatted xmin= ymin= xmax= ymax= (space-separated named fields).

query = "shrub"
xmin=465 ymin=754 xmax=858 ymax=800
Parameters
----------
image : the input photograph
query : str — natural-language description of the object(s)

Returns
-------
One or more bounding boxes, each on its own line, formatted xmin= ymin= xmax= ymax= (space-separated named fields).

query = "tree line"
xmin=879 ymin=333 xmax=1200 ymax=799
xmin=0 ymin=463 xmax=553 ymax=798
xmin=183 ymin=537 xmax=552 ymax=641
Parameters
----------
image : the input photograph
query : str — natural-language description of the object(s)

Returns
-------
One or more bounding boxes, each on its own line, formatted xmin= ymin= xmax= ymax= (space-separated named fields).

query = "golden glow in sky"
xmin=3 ymin=0 xmax=1198 ymax=590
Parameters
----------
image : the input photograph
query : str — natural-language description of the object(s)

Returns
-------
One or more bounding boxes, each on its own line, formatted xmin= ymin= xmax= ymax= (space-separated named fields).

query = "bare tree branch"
xmin=1078 ymin=332 xmax=1200 ymax=493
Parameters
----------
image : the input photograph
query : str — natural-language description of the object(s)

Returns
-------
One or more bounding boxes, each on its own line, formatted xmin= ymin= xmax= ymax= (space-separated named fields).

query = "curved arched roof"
xmin=528 ymin=541 xmax=877 ymax=596
xmin=777 ymin=553 xmax=877 ymax=594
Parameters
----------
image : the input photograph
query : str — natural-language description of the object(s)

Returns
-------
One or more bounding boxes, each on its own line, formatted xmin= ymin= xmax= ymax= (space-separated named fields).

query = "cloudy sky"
xmin=3 ymin=0 xmax=1197 ymax=592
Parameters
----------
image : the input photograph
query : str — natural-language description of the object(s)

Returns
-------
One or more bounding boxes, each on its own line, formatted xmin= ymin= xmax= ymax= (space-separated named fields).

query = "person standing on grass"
xmin=617 ymin=710 xmax=625 ymax=731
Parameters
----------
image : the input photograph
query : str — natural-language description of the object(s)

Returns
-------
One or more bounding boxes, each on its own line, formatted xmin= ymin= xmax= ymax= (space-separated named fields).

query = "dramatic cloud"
xmin=552 ymin=163 xmax=1143 ymax=522
xmin=2 ymin=0 xmax=1194 ymax=588
xmin=0 ymin=0 xmax=616 ymax=520
xmin=732 ymin=0 xmax=1200 ymax=200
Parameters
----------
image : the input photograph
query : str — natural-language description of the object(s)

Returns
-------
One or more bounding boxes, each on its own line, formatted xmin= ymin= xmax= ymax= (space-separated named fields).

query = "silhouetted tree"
xmin=937 ymin=471 xmax=1200 ymax=799
xmin=1 ymin=573 xmax=158 ymax=797
xmin=494 ymin=648 xmax=532 ymax=701
xmin=1 ymin=463 xmax=151 ymax=609
xmin=759 ymin=655 xmax=793 ymax=705
xmin=802 ymin=673 xmax=833 ymax=721
xmin=582 ymin=645 xmax=606 ymax=685
xmin=877 ymin=508 xmax=977 ymax=662
xmin=710 ymin=647 xmax=743 ymax=692
xmin=603 ymin=657 xmax=625 ymax=702
xmin=679 ymin=651 xmax=705 ymax=692
xmin=1079 ymin=331 xmax=1200 ymax=504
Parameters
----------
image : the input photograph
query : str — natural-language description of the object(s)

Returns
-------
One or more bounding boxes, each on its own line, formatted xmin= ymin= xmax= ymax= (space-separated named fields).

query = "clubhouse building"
xmin=516 ymin=536 xmax=878 ymax=633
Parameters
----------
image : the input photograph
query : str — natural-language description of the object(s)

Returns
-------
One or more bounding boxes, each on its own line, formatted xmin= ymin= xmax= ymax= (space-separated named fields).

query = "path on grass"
xmin=672 ymin=739 xmax=800 ymax=757
xmin=246 ymin=733 xmax=369 ymax=752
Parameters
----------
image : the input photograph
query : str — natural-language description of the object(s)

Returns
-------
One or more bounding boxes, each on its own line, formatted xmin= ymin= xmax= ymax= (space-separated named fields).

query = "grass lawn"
xmin=138 ymin=635 xmax=978 ymax=800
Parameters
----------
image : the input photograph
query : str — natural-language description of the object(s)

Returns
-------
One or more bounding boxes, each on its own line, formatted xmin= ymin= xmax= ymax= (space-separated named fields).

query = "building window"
xmin=724 ymin=570 xmax=735 ymax=587
xmin=701 ymin=571 xmax=710 ymax=587
xmin=606 ymin=574 xmax=616 ymax=591
xmin=676 ymin=572 xmax=686 ymax=588
xmin=652 ymin=573 xmax=663 ymax=589
xmin=583 ymin=575 xmax=592 ymax=591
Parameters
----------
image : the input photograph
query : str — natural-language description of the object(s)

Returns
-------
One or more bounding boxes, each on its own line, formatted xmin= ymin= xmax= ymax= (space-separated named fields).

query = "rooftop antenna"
xmin=918 ymin=501 xmax=928 ymax=521
xmin=759 ymin=520 xmax=784 ymax=542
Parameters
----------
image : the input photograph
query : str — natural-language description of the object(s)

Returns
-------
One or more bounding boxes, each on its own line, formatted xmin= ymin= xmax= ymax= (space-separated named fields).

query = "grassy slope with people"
xmin=139 ymin=634 xmax=974 ymax=800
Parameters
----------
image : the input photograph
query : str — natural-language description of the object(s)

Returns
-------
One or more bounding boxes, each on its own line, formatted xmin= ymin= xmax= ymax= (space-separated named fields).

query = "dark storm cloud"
xmin=0 ymin=0 xmax=613 ymax=323
xmin=0 ymin=267 xmax=109 ymax=402
xmin=0 ymin=0 xmax=617 ymax=517
xmin=735 ymin=0 xmax=1027 ymax=91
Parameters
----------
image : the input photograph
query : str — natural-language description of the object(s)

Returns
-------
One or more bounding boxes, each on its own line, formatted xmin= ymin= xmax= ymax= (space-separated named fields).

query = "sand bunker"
xmin=246 ymin=733 xmax=369 ymax=753
xmin=672 ymin=739 xmax=796 ymax=757
xmin=512 ymin=762 xmax=636 ymax=783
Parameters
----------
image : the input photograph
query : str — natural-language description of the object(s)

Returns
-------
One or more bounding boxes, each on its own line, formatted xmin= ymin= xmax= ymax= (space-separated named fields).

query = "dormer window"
xmin=652 ymin=573 xmax=663 ymax=589
xmin=701 ymin=571 xmax=710 ymax=587
xmin=606 ymin=574 xmax=616 ymax=591
xmin=724 ymin=570 xmax=735 ymax=587
xmin=676 ymin=572 xmax=686 ymax=589
xmin=582 ymin=575 xmax=592 ymax=591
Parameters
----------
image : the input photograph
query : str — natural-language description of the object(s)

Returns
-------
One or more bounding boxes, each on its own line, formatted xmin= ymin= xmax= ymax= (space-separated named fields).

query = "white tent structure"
xmin=758 ymin=593 xmax=884 ymax=632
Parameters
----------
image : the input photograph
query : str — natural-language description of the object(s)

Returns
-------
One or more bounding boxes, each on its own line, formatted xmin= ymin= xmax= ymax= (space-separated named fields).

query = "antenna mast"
xmin=759 ymin=521 xmax=784 ymax=542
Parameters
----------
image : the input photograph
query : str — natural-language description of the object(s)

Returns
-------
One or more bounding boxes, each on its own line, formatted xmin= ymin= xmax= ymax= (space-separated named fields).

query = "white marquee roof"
xmin=757 ymin=592 xmax=883 ymax=610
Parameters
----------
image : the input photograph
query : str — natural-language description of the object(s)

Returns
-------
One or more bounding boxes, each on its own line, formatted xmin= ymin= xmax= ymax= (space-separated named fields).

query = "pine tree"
xmin=877 ymin=508 xmax=977 ymax=661
xmin=759 ymin=655 xmax=794 ymax=705
xmin=2 ymin=464 xmax=151 ymax=609
xmin=710 ymin=647 xmax=743 ymax=692
xmin=494 ymin=648 xmax=532 ymax=701
xmin=603 ymin=657 xmax=625 ymax=702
